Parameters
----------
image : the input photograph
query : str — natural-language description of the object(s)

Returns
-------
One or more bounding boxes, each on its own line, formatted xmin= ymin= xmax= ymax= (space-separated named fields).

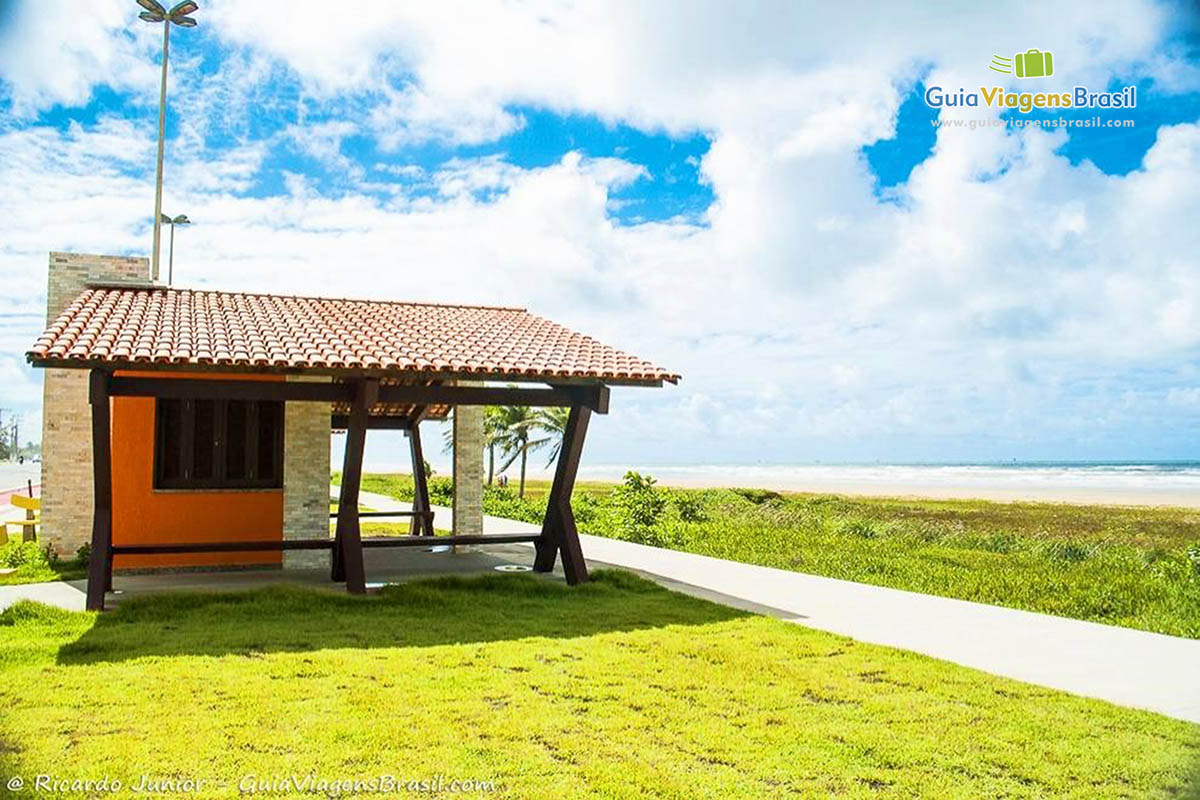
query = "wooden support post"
xmin=21 ymin=480 xmax=36 ymax=542
xmin=407 ymin=414 xmax=433 ymax=536
xmin=86 ymin=370 xmax=113 ymax=611
xmin=533 ymin=404 xmax=591 ymax=584
xmin=332 ymin=379 xmax=377 ymax=593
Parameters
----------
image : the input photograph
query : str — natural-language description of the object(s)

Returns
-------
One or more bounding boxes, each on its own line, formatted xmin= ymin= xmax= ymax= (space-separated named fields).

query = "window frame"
xmin=153 ymin=397 xmax=285 ymax=491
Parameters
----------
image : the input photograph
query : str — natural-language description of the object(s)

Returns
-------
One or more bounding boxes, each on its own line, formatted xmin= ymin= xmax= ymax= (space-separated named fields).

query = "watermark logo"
xmin=924 ymin=47 xmax=1135 ymax=113
xmin=990 ymin=49 xmax=1055 ymax=79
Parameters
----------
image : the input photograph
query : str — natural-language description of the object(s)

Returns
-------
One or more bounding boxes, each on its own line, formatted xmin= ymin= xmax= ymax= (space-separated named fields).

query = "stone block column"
xmin=283 ymin=375 xmax=333 ymax=569
xmin=40 ymin=252 xmax=150 ymax=557
xmin=452 ymin=386 xmax=484 ymax=539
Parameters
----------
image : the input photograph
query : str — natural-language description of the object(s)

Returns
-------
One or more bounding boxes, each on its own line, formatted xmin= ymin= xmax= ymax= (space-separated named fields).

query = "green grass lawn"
xmin=331 ymin=500 xmax=451 ymax=537
xmin=1 ymin=570 xmax=1196 ymax=798
xmin=0 ymin=562 xmax=85 ymax=586
xmin=352 ymin=472 xmax=1200 ymax=638
xmin=0 ymin=540 xmax=86 ymax=586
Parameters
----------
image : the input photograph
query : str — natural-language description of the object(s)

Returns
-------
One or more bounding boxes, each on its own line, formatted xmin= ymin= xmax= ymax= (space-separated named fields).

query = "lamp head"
xmin=136 ymin=0 xmax=197 ymax=26
xmin=136 ymin=0 xmax=166 ymax=21
xmin=173 ymin=214 xmax=191 ymax=224
xmin=167 ymin=1 xmax=199 ymax=26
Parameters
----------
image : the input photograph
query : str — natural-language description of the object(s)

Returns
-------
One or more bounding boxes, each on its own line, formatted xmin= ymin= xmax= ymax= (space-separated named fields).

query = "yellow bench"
xmin=3 ymin=494 xmax=40 ymax=544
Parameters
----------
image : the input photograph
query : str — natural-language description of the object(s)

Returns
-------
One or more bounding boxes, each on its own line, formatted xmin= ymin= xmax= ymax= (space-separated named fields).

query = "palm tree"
xmin=495 ymin=405 xmax=553 ymax=498
xmin=483 ymin=406 xmax=505 ymax=485
xmin=531 ymin=406 xmax=570 ymax=466
xmin=441 ymin=403 xmax=571 ymax=497
xmin=440 ymin=406 xmax=506 ymax=485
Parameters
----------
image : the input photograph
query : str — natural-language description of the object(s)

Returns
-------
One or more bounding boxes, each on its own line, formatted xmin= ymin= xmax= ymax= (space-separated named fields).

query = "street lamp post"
xmin=161 ymin=213 xmax=191 ymax=285
xmin=137 ymin=0 xmax=199 ymax=283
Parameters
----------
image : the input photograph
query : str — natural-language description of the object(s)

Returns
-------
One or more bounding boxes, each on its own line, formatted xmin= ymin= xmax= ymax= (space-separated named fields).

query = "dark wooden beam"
xmin=330 ymin=510 xmax=434 ymax=519
xmin=29 ymin=357 xmax=665 ymax=388
xmin=579 ymin=384 xmax=610 ymax=415
xmin=409 ymin=403 xmax=434 ymax=425
xmin=332 ymin=378 xmax=377 ymax=593
xmin=108 ymin=376 xmax=610 ymax=413
xmin=377 ymin=383 xmax=609 ymax=414
xmin=86 ymin=370 xmax=114 ymax=611
xmin=114 ymin=539 xmax=334 ymax=554
xmin=110 ymin=377 xmax=353 ymax=403
xmin=533 ymin=404 xmax=591 ymax=584
xmin=111 ymin=532 xmax=539 ymax=555
xmin=407 ymin=417 xmax=433 ymax=536
xmin=331 ymin=414 xmax=413 ymax=430
xmin=360 ymin=533 xmax=538 ymax=548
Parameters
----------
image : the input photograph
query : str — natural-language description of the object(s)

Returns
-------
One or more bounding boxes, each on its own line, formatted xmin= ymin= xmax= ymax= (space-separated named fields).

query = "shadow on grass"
xmin=1185 ymin=756 xmax=1200 ymax=800
xmin=47 ymin=569 xmax=747 ymax=666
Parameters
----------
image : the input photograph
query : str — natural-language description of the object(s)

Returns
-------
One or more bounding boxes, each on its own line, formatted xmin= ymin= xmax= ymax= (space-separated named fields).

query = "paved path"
xmin=0 ymin=484 xmax=38 ymax=508
xmin=344 ymin=487 xmax=1200 ymax=724
xmin=0 ymin=580 xmax=86 ymax=611
xmin=0 ymin=462 xmax=40 ymax=490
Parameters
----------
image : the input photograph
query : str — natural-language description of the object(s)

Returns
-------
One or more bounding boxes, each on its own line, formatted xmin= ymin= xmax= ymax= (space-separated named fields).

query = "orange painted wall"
xmin=111 ymin=371 xmax=284 ymax=570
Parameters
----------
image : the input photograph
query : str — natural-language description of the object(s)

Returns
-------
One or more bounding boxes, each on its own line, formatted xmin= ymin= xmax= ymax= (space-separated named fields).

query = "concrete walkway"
xmin=0 ymin=580 xmax=87 ymax=611
xmin=2 ymin=487 xmax=1195 ymax=724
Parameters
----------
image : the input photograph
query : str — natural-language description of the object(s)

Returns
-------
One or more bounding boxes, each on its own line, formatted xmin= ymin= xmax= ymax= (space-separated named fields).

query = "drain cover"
xmin=494 ymin=564 xmax=533 ymax=572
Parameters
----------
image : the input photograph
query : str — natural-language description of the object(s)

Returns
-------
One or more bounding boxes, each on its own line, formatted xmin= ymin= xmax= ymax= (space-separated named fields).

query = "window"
xmin=154 ymin=398 xmax=284 ymax=490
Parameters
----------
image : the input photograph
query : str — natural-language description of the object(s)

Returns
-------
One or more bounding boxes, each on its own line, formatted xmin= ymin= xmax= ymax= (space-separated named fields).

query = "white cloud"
xmin=0 ymin=0 xmax=158 ymax=114
xmin=1167 ymin=387 xmax=1200 ymax=408
xmin=368 ymin=85 xmax=526 ymax=149
xmin=196 ymin=1 xmax=1191 ymax=137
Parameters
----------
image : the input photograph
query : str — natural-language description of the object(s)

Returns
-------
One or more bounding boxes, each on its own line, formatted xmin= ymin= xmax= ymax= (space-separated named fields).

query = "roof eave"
xmin=24 ymin=354 xmax=675 ymax=388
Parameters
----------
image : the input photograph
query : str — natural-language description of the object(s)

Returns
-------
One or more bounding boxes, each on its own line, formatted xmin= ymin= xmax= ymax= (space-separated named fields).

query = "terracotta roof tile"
xmin=27 ymin=287 xmax=678 ymax=386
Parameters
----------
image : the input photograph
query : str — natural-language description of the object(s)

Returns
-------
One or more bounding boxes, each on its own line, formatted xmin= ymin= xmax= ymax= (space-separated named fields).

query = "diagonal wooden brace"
xmin=406 ymin=412 xmax=433 ymax=536
xmin=534 ymin=404 xmax=591 ymax=584
xmin=332 ymin=378 xmax=378 ymax=593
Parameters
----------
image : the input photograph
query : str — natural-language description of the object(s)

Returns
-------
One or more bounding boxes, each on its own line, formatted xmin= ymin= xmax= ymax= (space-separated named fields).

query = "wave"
xmin=573 ymin=462 xmax=1200 ymax=496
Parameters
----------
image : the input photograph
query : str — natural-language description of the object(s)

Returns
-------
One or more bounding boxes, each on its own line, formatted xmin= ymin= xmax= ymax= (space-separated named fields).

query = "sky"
xmin=0 ymin=0 xmax=1198 ymax=467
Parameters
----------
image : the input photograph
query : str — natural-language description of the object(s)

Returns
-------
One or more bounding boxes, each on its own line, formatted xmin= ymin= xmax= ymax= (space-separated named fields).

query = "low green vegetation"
xmin=358 ymin=521 xmax=452 ymax=537
xmin=330 ymin=498 xmax=450 ymax=537
xmin=0 ymin=539 xmax=87 ymax=585
xmin=1 ymin=571 xmax=1196 ymax=798
xmin=354 ymin=471 xmax=1200 ymax=638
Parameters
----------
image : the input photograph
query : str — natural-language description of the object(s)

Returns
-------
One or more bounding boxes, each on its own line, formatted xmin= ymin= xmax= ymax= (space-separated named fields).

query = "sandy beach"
xmin=571 ymin=464 xmax=1200 ymax=509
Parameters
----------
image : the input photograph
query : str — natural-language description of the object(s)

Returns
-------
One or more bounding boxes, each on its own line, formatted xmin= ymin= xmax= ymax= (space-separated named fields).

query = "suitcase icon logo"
xmin=989 ymin=49 xmax=1055 ymax=79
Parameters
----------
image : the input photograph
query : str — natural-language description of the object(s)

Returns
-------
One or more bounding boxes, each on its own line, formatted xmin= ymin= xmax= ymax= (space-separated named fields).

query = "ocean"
xmin=569 ymin=462 xmax=1200 ymax=506
xmin=345 ymin=432 xmax=1200 ymax=506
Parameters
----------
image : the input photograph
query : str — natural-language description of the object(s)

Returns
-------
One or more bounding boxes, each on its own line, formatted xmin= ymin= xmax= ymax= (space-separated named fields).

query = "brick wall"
xmin=452 ymin=388 xmax=484 ymax=537
xmin=282 ymin=375 xmax=332 ymax=569
xmin=40 ymin=252 xmax=150 ymax=556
